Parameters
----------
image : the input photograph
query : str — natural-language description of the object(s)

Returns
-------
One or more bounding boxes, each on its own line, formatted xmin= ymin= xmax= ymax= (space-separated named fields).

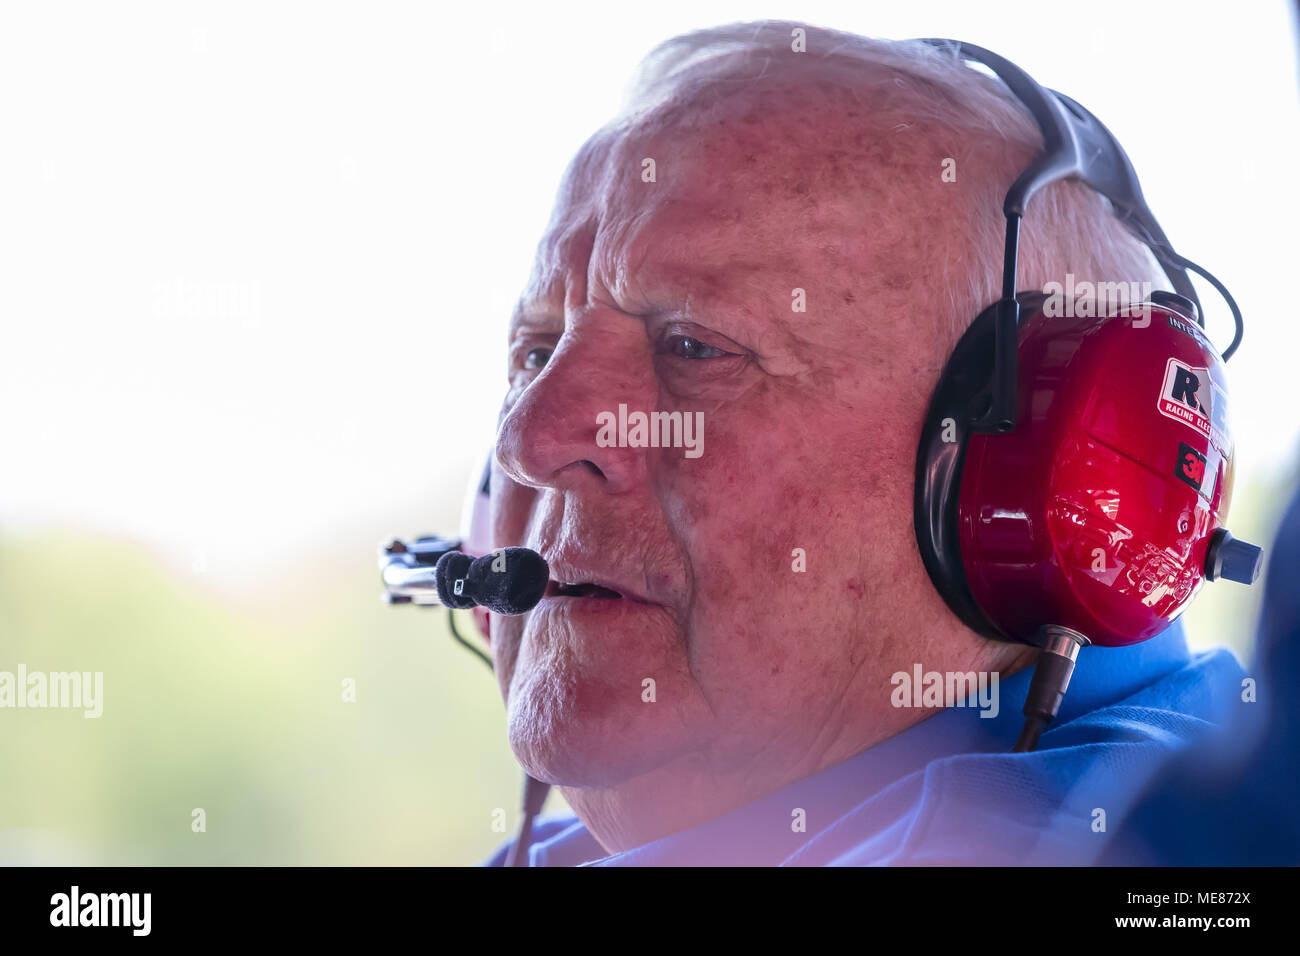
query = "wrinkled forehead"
xmin=519 ymin=53 xmax=992 ymax=318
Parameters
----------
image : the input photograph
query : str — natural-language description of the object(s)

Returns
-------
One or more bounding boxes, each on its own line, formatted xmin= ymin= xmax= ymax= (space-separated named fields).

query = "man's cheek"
xmin=674 ymin=494 xmax=840 ymax=701
xmin=688 ymin=581 xmax=796 ymax=683
xmin=489 ymin=464 xmax=536 ymax=549
xmin=491 ymin=615 xmax=525 ymax=701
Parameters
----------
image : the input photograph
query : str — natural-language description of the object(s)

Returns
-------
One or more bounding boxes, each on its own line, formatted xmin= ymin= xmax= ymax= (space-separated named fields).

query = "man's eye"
xmin=667 ymin=335 xmax=728 ymax=360
xmin=524 ymin=346 xmax=552 ymax=370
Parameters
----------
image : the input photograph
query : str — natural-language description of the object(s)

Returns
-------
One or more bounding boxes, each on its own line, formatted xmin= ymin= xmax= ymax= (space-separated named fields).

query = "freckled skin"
xmin=491 ymin=55 xmax=1036 ymax=852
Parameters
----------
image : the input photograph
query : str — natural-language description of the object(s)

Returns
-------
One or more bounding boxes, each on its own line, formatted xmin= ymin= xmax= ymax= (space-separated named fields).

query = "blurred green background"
xmin=0 ymin=520 xmax=574 ymax=865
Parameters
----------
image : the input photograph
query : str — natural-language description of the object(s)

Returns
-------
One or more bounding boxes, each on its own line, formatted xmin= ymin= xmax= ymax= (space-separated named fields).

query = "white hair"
xmin=618 ymin=20 xmax=1164 ymax=349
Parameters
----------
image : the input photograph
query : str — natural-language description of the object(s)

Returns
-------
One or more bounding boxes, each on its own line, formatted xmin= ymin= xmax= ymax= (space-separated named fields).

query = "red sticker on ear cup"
xmin=1176 ymin=442 xmax=1206 ymax=491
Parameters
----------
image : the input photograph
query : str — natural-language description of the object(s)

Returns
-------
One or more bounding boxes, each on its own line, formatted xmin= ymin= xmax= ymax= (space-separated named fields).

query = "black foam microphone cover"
xmin=434 ymin=550 xmax=476 ymax=609
xmin=466 ymin=547 xmax=549 ymax=615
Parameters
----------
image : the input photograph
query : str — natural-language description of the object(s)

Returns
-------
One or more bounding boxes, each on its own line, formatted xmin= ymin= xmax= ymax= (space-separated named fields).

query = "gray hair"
xmin=618 ymin=20 xmax=1163 ymax=349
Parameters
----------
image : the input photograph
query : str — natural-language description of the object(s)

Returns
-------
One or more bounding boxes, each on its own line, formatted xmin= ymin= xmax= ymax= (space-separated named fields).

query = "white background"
xmin=2 ymin=1 xmax=1296 ymax=595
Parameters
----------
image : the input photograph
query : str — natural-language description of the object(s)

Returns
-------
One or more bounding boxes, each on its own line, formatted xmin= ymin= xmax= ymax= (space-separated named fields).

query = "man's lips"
xmin=540 ymin=553 xmax=657 ymax=605
xmin=545 ymin=580 xmax=622 ymax=599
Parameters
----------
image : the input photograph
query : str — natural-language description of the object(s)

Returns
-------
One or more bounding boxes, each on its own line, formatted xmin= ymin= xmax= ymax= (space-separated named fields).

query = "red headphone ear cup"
xmin=957 ymin=302 xmax=1236 ymax=647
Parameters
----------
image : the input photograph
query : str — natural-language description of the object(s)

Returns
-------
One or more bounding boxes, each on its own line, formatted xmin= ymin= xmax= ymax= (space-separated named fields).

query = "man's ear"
xmin=471 ymin=606 xmax=491 ymax=647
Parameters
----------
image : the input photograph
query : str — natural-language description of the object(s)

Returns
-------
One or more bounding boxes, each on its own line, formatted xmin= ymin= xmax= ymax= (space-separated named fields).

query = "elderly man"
xmin=484 ymin=21 xmax=1245 ymax=865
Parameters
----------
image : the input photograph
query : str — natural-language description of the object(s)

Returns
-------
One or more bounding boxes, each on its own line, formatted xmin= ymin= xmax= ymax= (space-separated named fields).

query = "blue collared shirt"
xmin=486 ymin=620 xmax=1245 ymax=866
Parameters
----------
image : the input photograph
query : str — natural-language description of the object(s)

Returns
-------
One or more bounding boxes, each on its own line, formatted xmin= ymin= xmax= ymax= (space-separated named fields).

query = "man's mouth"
xmin=546 ymin=580 xmax=624 ymax=599
xmin=538 ymin=552 xmax=656 ymax=604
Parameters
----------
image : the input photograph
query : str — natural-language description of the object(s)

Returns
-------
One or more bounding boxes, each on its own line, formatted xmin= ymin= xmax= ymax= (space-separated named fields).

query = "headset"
xmin=378 ymin=38 xmax=1265 ymax=859
xmin=911 ymin=39 xmax=1260 ymax=750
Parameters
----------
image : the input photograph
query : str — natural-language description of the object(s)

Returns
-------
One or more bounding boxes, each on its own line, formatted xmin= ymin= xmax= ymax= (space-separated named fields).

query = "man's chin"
xmin=504 ymin=679 xmax=697 ymax=788
xmin=500 ymin=601 xmax=707 ymax=786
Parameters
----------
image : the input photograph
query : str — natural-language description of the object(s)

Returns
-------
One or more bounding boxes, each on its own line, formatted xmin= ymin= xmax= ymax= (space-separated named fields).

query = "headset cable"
xmin=1014 ymin=626 xmax=1089 ymax=753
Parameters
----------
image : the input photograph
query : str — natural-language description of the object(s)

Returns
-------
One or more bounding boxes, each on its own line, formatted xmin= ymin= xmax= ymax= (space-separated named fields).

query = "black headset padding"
xmin=920 ymin=39 xmax=1204 ymax=321
xmin=914 ymin=291 xmax=1047 ymax=642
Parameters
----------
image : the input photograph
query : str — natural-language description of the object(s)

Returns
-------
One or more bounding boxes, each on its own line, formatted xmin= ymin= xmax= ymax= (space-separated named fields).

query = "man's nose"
xmin=496 ymin=324 xmax=651 ymax=495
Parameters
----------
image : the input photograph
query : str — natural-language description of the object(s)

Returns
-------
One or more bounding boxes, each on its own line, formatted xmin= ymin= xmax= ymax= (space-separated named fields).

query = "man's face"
xmin=489 ymin=61 xmax=1014 ymax=835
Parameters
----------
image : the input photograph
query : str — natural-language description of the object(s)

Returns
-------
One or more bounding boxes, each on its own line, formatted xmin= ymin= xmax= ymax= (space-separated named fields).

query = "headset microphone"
xmin=434 ymin=548 xmax=549 ymax=615
xmin=378 ymin=495 xmax=554 ymax=866
xmin=380 ymin=539 xmax=549 ymax=616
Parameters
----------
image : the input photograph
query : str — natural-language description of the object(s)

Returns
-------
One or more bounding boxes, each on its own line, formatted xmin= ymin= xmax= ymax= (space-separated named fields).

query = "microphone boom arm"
xmin=379 ymin=536 xmax=462 ymax=606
